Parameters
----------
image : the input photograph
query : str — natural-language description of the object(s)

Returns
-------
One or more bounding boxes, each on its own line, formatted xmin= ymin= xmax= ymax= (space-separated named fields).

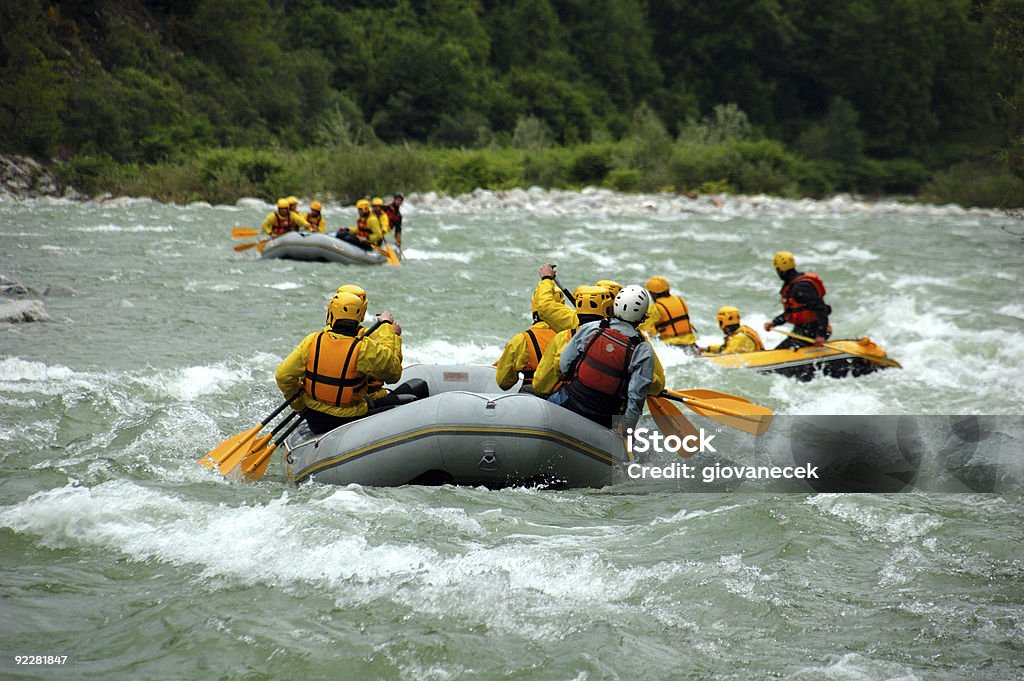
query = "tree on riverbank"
xmin=1 ymin=0 xmax=1022 ymax=206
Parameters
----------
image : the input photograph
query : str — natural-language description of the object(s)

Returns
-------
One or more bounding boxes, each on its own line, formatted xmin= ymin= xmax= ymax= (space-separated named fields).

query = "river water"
xmin=1 ymin=189 xmax=1022 ymax=680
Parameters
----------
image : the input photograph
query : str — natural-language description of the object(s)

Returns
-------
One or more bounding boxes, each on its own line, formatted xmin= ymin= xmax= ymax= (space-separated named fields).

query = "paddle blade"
xmin=240 ymin=443 xmax=278 ymax=481
xmin=232 ymin=227 xmax=260 ymax=239
xmin=646 ymin=396 xmax=700 ymax=457
xmin=217 ymin=430 xmax=271 ymax=475
xmin=681 ymin=398 xmax=772 ymax=436
xmin=199 ymin=424 xmax=261 ymax=469
xmin=384 ymin=246 xmax=401 ymax=266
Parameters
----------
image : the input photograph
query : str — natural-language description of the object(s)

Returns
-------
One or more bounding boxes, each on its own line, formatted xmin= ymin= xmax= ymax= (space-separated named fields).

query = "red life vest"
xmin=653 ymin=295 xmax=693 ymax=338
xmin=781 ymin=273 xmax=827 ymax=326
xmin=271 ymin=212 xmax=294 ymax=235
xmin=522 ymin=326 xmax=556 ymax=384
xmin=304 ymin=332 xmax=368 ymax=407
xmin=568 ymin=322 xmax=641 ymax=414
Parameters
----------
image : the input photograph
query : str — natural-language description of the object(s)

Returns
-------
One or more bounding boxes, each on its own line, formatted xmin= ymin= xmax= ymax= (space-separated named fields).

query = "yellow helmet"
xmin=356 ymin=199 xmax=370 ymax=211
xmin=717 ymin=306 xmax=741 ymax=330
xmin=276 ymin=198 xmax=289 ymax=209
xmin=573 ymin=285 xmax=613 ymax=317
xmin=326 ymin=292 xmax=365 ymax=327
xmin=335 ymin=284 xmax=368 ymax=318
xmin=371 ymin=197 xmax=384 ymax=207
xmin=595 ymin=279 xmax=623 ymax=298
xmin=310 ymin=200 xmax=322 ymax=211
xmin=646 ymin=276 xmax=670 ymax=295
xmin=773 ymin=251 xmax=796 ymax=272
xmin=287 ymin=195 xmax=298 ymax=207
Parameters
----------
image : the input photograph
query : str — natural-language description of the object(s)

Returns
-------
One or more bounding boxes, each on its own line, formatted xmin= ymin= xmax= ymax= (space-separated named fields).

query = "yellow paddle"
xmin=234 ymin=239 xmax=270 ymax=252
xmin=645 ymin=396 xmax=701 ymax=456
xmin=777 ymin=330 xmax=902 ymax=368
xmin=232 ymin=227 xmax=261 ymax=239
xmin=198 ymin=390 xmax=302 ymax=474
xmin=661 ymin=389 xmax=773 ymax=435
xmin=372 ymin=243 xmax=401 ymax=266
xmin=239 ymin=416 xmax=306 ymax=481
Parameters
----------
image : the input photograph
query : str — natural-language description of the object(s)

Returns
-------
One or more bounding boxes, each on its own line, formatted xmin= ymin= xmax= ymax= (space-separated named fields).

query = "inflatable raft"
xmin=704 ymin=337 xmax=900 ymax=381
xmin=260 ymin=231 xmax=399 ymax=265
xmin=281 ymin=364 xmax=630 ymax=488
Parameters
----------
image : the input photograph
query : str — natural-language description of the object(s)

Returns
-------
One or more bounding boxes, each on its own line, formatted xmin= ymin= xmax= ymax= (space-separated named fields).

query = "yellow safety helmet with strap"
xmin=595 ymin=280 xmax=623 ymax=298
xmin=717 ymin=306 xmax=741 ymax=330
xmin=773 ymin=251 xmax=796 ymax=272
xmin=310 ymin=200 xmax=322 ymax=211
xmin=371 ymin=197 xmax=384 ymax=207
xmin=276 ymin=198 xmax=289 ymax=209
xmin=573 ymin=285 xmax=613 ymax=317
xmin=326 ymin=292 xmax=365 ymax=328
xmin=335 ymin=284 xmax=368 ymax=319
xmin=287 ymin=195 xmax=298 ymax=208
xmin=356 ymin=199 xmax=370 ymax=211
xmin=646 ymin=276 xmax=670 ymax=295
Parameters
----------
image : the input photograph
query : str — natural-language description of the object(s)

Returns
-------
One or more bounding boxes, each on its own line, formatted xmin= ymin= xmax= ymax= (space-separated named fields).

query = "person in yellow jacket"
xmin=701 ymin=306 xmax=764 ymax=355
xmin=494 ymin=316 xmax=557 ymax=392
xmin=275 ymin=292 xmax=403 ymax=434
xmin=639 ymin=276 xmax=699 ymax=352
xmin=531 ymin=263 xmax=579 ymax=333
xmin=533 ymin=285 xmax=667 ymax=400
xmin=262 ymin=198 xmax=310 ymax=236
xmin=371 ymin=197 xmax=391 ymax=235
xmin=338 ymin=199 xmax=383 ymax=247
xmin=305 ymin=201 xmax=326 ymax=233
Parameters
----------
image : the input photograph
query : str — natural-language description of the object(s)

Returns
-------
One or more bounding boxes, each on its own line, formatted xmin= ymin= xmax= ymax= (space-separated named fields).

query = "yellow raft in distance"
xmin=704 ymin=337 xmax=901 ymax=381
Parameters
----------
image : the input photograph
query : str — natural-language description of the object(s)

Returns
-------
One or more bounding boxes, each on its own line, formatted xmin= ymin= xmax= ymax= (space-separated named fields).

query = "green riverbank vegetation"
xmin=4 ymin=1 xmax=1024 ymax=207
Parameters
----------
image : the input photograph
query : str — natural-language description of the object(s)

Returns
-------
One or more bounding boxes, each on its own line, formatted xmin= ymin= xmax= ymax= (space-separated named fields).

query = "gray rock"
xmin=0 ymin=299 xmax=51 ymax=322
xmin=44 ymin=284 xmax=77 ymax=297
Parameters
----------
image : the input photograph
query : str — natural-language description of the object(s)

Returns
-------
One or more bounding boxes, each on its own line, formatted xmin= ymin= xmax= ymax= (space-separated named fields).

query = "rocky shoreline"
xmin=0 ymin=154 xmax=85 ymax=202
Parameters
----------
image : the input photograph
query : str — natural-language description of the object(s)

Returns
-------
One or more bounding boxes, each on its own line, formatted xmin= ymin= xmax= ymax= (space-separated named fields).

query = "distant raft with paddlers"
xmin=281 ymin=364 xmax=630 ymax=488
xmin=704 ymin=336 xmax=901 ymax=381
xmin=260 ymin=231 xmax=400 ymax=265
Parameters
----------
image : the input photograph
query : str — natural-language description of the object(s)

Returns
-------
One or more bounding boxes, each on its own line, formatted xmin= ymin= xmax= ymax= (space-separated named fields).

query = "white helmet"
xmin=613 ymin=285 xmax=650 ymax=323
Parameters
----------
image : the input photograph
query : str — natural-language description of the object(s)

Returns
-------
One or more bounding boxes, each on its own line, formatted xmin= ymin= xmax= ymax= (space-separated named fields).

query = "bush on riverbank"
xmin=51 ymin=140 xmax=1024 ymax=209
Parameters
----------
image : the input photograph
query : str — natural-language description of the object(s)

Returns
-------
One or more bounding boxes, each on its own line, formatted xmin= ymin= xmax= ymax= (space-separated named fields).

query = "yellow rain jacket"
xmin=706 ymin=325 xmax=764 ymax=355
xmin=376 ymin=209 xmax=391 ymax=235
xmin=305 ymin=211 xmax=326 ymax=233
xmin=532 ymin=279 xmax=578 ymax=333
xmin=349 ymin=213 xmax=384 ymax=245
xmin=533 ymin=328 xmax=667 ymax=398
xmin=494 ymin=323 xmax=556 ymax=390
xmin=275 ymin=323 xmax=402 ymax=418
xmin=640 ymin=294 xmax=698 ymax=346
xmin=261 ymin=210 xmax=311 ymax=235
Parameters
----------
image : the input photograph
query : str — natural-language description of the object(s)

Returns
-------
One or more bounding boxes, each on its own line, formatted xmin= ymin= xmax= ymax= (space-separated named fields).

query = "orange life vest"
xmin=304 ymin=332 xmax=368 ymax=407
xmin=653 ymin=295 xmax=693 ymax=338
xmin=522 ymin=326 xmax=556 ymax=384
xmin=781 ymin=273 xmax=827 ymax=326
xmin=568 ymin=322 xmax=641 ymax=414
xmin=355 ymin=215 xmax=370 ymax=240
xmin=271 ymin=212 xmax=294 ymax=235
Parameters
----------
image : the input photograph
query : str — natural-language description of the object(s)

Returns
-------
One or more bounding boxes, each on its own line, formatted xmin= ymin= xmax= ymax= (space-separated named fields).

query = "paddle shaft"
xmin=660 ymin=391 xmax=767 ymax=421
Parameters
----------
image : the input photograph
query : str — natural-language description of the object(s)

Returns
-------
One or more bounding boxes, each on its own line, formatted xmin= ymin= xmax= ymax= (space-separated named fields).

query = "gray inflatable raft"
xmin=281 ymin=364 xmax=630 ymax=488
xmin=260 ymin=231 xmax=399 ymax=265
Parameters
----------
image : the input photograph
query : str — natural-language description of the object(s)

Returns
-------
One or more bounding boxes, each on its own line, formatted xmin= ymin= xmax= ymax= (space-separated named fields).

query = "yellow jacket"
xmin=533 ymin=327 xmax=667 ymax=398
xmin=377 ymin=210 xmax=391 ymax=234
xmin=494 ymin=322 xmax=555 ymax=390
xmin=349 ymin=213 xmax=384 ymax=245
xmin=706 ymin=325 xmax=764 ymax=355
xmin=639 ymin=295 xmax=697 ymax=345
xmin=261 ymin=210 xmax=311 ymax=235
xmin=532 ymin=279 xmax=578 ymax=333
xmin=275 ymin=323 xmax=402 ymax=418
xmin=305 ymin=212 xmax=326 ymax=233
